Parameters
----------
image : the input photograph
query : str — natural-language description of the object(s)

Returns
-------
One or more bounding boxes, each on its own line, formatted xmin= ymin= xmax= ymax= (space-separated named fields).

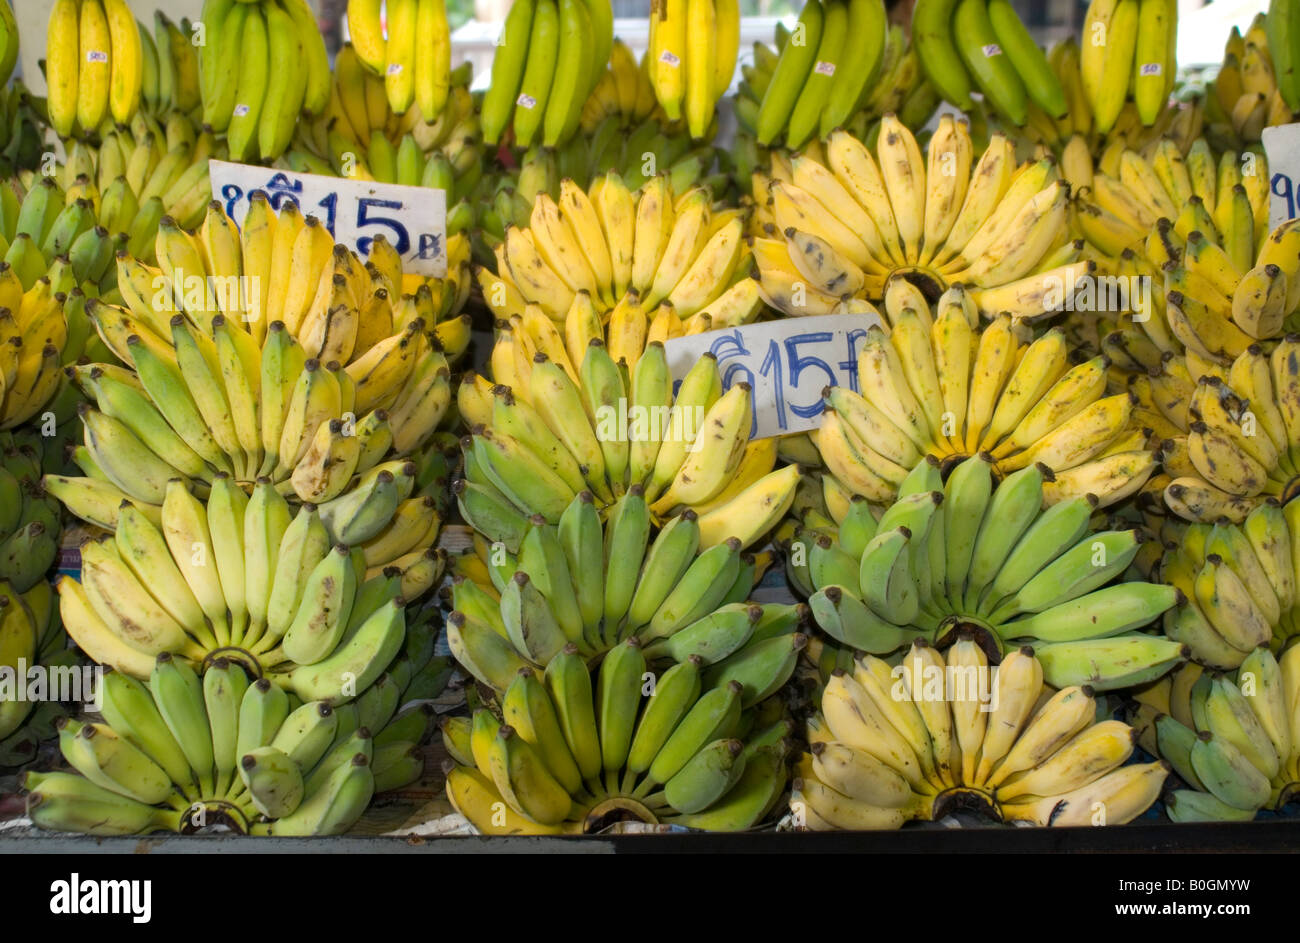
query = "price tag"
xmin=86 ymin=50 xmax=108 ymax=63
xmin=659 ymin=49 xmax=681 ymax=67
xmin=814 ymin=61 xmax=836 ymax=77
xmin=1260 ymin=124 xmax=1300 ymax=231
xmin=1138 ymin=63 xmax=1162 ymax=76
xmin=209 ymin=159 xmax=447 ymax=277
xmin=981 ymin=44 xmax=1002 ymax=57
xmin=662 ymin=313 xmax=882 ymax=440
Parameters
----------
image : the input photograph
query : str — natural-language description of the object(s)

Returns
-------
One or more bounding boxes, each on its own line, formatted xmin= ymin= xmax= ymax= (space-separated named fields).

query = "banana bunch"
xmin=746 ymin=0 xmax=900 ymax=149
xmin=1128 ymin=647 xmax=1300 ymax=821
xmin=912 ymin=0 xmax=1079 ymax=128
xmin=793 ymin=638 xmax=1169 ymax=829
xmin=1068 ymin=139 xmax=1269 ymax=267
xmin=480 ymin=0 xmax=615 ymax=149
xmin=790 ymin=453 xmax=1184 ymax=689
xmin=579 ymin=39 xmax=664 ymax=133
xmin=0 ymin=84 xmax=48 ymax=178
xmin=25 ymin=657 xmax=383 ymax=836
xmin=0 ymin=578 xmax=74 ymax=767
xmin=458 ymin=334 xmax=802 ymax=532
xmin=813 ymin=295 xmax=1158 ymax=508
xmin=54 ymin=472 xmax=442 ymax=699
xmin=442 ymin=647 xmax=796 ymax=834
xmin=450 ymin=486 xmax=806 ymax=681
xmin=52 ymin=197 xmax=463 ymax=509
xmin=45 ymin=0 xmax=145 ymax=139
xmin=0 ymin=433 xmax=62 ymax=592
xmin=1155 ymin=501 xmax=1300 ymax=669
xmin=480 ymin=170 xmax=758 ymax=335
xmin=1073 ymin=0 xmax=1180 ymax=135
xmin=1205 ymin=14 xmax=1296 ymax=149
xmin=1135 ymin=342 xmax=1300 ymax=523
xmin=749 ymin=117 xmax=1083 ymax=315
xmin=644 ymin=0 xmax=739 ymax=139
xmin=1019 ymin=38 xmax=1200 ymax=159
xmin=1 ymin=174 xmax=124 ymax=299
xmin=138 ymin=11 xmax=201 ymax=120
xmin=193 ymin=0 xmax=329 ymax=163
xmin=736 ymin=20 xmax=938 ymax=151
xmin=346 ymin=0 xmax=454 ymax=122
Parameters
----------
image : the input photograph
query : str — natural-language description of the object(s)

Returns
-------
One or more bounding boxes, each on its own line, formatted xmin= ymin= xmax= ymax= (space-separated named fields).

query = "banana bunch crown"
xmin=54 ymin=475 xmax=442 ymax=702
xmin=1154 ymin=340 xmax=1300 ymax=523
xmin=1158 ymin=499 xmax=1300 ymax=668
xmin=792 ymin=453 xmax=1184 ymax=690
xmin=0 ymin=434 xmax=62 ymax=593
xmin=25 ymin=656 xmax=381 ymax=837
xmin=443 ymin=644 xmax=794 ymax=834
xmin=1133 ymin=646 xmax=1300 ymax=821
xmin=814 ymin=299 xmax=1156 ymax=509
xmin=1206 ymin=12 xmax=1295 ymax=147
xmin=748 ymin=116 xmax=1085 ymax=320
xmin=488 ymin=171 xmax=756 ymax=334
xmin=450 ymin=486 xmax=809 ymax=679
xmin=0 ymin=578 xmax=73 ymax=756
xmin=457 ymin=346 xmax=801 ymax=544
xmin=794 ymin=637 xmax=1168 ymax=829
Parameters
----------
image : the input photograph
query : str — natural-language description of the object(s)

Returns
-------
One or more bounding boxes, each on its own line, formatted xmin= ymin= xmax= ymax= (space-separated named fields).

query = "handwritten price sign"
xmin=208 ymin=160 xmax=447 ymax=277
xmin=1261 ymin=124 xmax=1300 ymax=231
xmin=662 ymin=313 xmax=883 ymax=440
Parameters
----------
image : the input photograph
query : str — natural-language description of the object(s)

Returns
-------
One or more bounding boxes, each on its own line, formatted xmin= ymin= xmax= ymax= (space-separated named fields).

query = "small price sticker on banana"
xmin=1263 ymin=123 xmax=1300 ymax=230
xmin=208 ymin=159 xmax=447 ymax=277
xmin=662 ymin=312 xmax=881 ymax=439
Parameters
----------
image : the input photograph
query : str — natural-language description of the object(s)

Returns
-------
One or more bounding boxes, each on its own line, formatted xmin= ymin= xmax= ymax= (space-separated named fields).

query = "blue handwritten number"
xmin=1273 ymin=173 xmax=1296 ymax=222
xmin=316 ymin=193 xmax=338 ymax=236
xmin=785 ymin=332 xmax=835 ymax=419
xmin=355 ymin=198 xmax=409 ymax=256
xmin=841 ymin=328 xmax=867 ymax=392
xmin=221 ymin=183 xmax=244 ymax=218
xmin=758 ymin=340 xmax=786 ymax=434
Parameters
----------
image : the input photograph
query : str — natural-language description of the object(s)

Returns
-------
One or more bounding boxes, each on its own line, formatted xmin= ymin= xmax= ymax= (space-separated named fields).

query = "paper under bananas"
xmin=1154 ymin=499 xmax=1300 ymax=668
xmin=813 ymin=295 xmax=1158 ymax=508
xmin=444 ymin=645 xmax=796 ymax=833
xmin=45 ymin=0 xmax=146 ymax=139
xmin=1128 ymin=647 xmax=1300 ymax=821
xmin=789 ymin=453 xmax=1185 ymax=690
xmin=25 ymin=657 xmax=381 ymax=836
xmin=793 ymin=638 xmax=1168 ymax=829
xmin=449 ymin=486 xmax=805 ymax=681
xmin=1205 ymin=12 xmax=1297 ymax=149
xmin=458 ymin=341 xmax=801 ymax=533
xmin=53 ymin=472 xmax=443 ymax=699
xmin=0 ymin=579 xmax=77 ymax=767
xmin=749 ymin=116 xmax=1086 ymax=317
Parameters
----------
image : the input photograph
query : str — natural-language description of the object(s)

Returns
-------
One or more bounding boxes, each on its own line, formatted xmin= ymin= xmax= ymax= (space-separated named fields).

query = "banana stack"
xmin=0 ymin=433 xmax=62 ymax=591
xmin=192 ymin=0 xmax=329 ymax=163
xmin=1068 ymin=139 xmax=1269 ymax=266
xmin=644 ymin=0 xmax=739 ymax=139
xmin=1206 ymin=13 xmax=1296 ymax=149
xmin=0 ymin=579 xmax=74 ymax=767
xmin=813 ymin=294 xmax=1158 ymax=507
xmin=791 ymin=453 xmax=1185 ymax=690
xmin=2 ymin=173 xmax=123 ymax=298
xmin=450 ymin=486 xmax=806 ymax=683
xmin=749 ymin=118 xmax=1083 ymax=315
xmin=736 ymin=20 xmax=938 ymax=154
xmin=45 ymin=196 xmax=464 ymax=520
xmin=63 ymin=110 xmax=226 ymax=260
xmin=1019 ymin=38 xmax=1200 ymax=159
xmin=45 ymin=0 xmax=145 ymax=139
xmin=0 ymin=83 xmax=48 ymax=178
xmin=793 ymin=639 xmax=1169 ymax=829
xmin=580 ymin=39 xmax=666 ymax=134
xmin=1133 ymin=343 xmax=1300 ymax=523
xmin=748 ymin=0 xmax=909 ymax=150
xmin=1155 ymin=501 xmax=1300 ymax=669
xmin=26 ymin=658 xmax=381 ymax=836
xmin=346 ymin=0 xmax=454 ymax=121
xmin=458 ymin=334 xmax=801 ymax=532
xmin=54 ymin=472 xmax=442 ymax=698
xmin=443 ymin=645 xmax=796 ymax=833
xmin=138 ymin=11 xmax=201 ymax=121
xmin=1128 ymin=647 xmax=1300 ymax=821
xmin=480 ymin=0 xmax=615 ymax=149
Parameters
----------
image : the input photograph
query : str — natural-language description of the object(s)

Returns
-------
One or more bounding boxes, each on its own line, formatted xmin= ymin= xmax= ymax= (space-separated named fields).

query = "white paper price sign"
xmin=208 ymin=159 xmax=447 ymax=277
xmin=662 ymin=313 xmax=882 ymax=440
xmin=1261 ymin=124 xmax=1300 ymax=230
